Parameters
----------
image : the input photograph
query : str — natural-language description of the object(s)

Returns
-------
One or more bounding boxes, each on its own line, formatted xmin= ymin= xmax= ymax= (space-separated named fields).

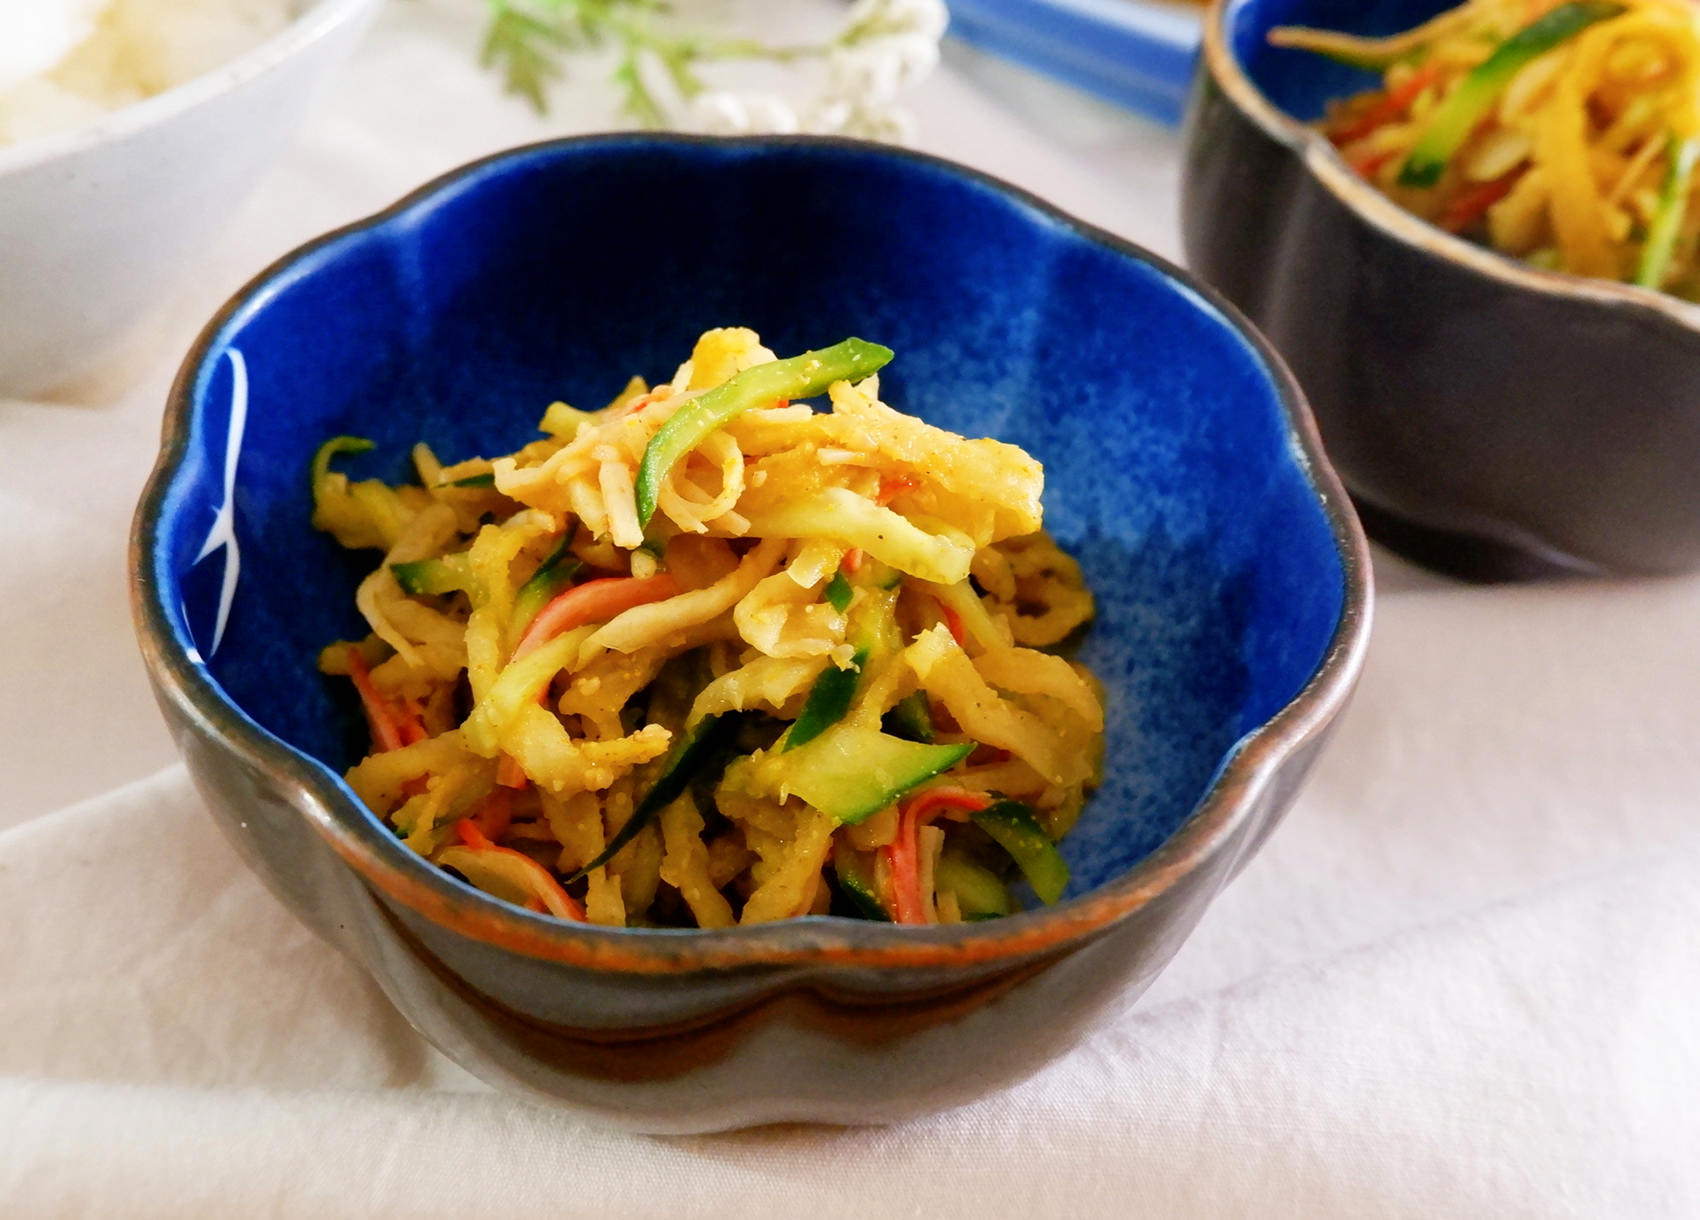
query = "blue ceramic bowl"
xmin=131 ymin=135 xmax=1369 ymax=1132
xmin=1184 ymin=0 xmax=1700 ymax=577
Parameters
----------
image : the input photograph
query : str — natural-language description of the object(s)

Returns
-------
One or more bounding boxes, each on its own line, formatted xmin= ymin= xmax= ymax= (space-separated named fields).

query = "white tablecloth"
xmin=3 ymin=4 xmax=1697 ymax=1214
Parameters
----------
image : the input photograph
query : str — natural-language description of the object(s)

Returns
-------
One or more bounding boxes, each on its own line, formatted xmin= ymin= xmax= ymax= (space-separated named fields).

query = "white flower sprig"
xmin=480 ymin=0 xmax=947 ymax=142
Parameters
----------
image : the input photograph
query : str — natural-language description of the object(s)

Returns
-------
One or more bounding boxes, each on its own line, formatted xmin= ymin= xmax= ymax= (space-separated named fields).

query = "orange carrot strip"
xmin=510 ymin=574 xmax=681 ymax=662
xmin=842 ymin=547 xmax=864 ymax=574
xmin=346 ymin=647 xmax=422 ymax=753
xmin=397 ymin=699 xmax=429 ymax=746
xmin=876 ymin=475 xmax=920 ymax=507
xmin=1438 ymin=172 xmax=1521 ymax=233
xmin=474 ymin=786 xmax=514 ymax=840
xmin=495 ymin=755 xmax=527 ymax=789
xmin=457 ymin=820 xmax=497 ymax=850
xmin=884 ymin=787 xmax=992 ymax=925
xmin=935 ymin=598 xmax=968 ymax=650
xmin=455 ymin=820 xmax=585 ymax=921
xmin=1329 ymin=62 xmax=1442 ymax=146
xmin=1349 ymin=147 xmax=1402 ymax=179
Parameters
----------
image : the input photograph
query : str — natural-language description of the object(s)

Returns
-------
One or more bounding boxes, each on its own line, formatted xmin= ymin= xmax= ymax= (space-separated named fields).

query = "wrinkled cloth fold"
xmin=0 ymin=767 xmax=1694 ymax=1217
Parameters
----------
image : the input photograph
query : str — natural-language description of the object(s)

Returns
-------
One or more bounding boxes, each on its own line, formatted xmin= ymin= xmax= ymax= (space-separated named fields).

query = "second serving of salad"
xmin=1275 ymin=0 xmax=1700 ymax=297
xmin=311 ymin=327 xmax=1104 ymax=930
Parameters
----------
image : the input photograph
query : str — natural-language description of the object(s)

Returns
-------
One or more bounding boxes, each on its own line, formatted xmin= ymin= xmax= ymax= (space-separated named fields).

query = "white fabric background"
xmin=2 ymin=3 xmax=1697 ymax=1214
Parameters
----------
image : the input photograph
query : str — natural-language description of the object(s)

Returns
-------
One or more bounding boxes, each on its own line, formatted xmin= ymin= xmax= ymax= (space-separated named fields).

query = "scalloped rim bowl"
xmin=131 ymin=135 xmax=1372 ymax=1128
xmin=1200 ymin=0 xmax=1700 ymax=334
xmin=1185 ymin=0 xmax=1700 ymax=576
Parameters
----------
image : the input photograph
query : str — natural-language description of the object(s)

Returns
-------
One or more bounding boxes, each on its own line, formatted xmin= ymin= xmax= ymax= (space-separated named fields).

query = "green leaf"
xmin=481 ymin=4 xmax=573 ymax=113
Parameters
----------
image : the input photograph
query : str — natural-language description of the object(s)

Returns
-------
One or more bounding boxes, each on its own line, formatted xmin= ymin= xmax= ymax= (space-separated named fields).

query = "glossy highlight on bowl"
xmin=1184 ymin=0 xmax=1700 ymax=576
xmin=132 ymin=134 xmax=1370 ymax=1132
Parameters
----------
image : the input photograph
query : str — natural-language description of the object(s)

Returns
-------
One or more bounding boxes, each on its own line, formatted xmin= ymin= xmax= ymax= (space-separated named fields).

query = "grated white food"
xmin=0 ymin=0 xmax=301 ymax=148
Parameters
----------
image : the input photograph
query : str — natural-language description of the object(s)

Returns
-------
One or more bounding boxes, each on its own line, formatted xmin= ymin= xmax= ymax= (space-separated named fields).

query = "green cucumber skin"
xmin=563 ymin=714 xmax=738 ymax=882
xmin=1636 ymin=137 xmax=1700 ymax=289
xmin=634 ymin=338 xmax=894 ymax=527
xmin=882 ymin=691 xmax=935 ymax=743
xmin=783 ymin=650 xmax=868 ymax=752
xmin=509 ymin=540 xmax=581 ymax=633
xmin=830 ymin=738 xmax=975 ymax=824
xmin=855 ymin=557 xmax=905 ymax=591
xmin=747 ymin=727 xmax=974 ymax=827
xmin=836 ymin=875 xmax=892 ymax=921
xmin=832 ymin=854 xmax=892 ymax=921
xmin=934 ymin=854 xmax=1013 ymax=918
xmin=389 ymin=560 xmax=436 ymax=596
xmin=390 ymin=555 xmax=470 ymax=597
xmin=824 ymin=569 xmax=854 ymax=612
xmin=971 ymin=800 xmax=1069 ymax=905
xmin=309 ymin=435 xmax=374 ymax=493
xmin=1398 ymin=1 xmax=1625 ymax=188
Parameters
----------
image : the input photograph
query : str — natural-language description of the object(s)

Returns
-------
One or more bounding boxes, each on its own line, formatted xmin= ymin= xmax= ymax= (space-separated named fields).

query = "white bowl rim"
xmin=0 ymin=0 xmax=381 ymax=177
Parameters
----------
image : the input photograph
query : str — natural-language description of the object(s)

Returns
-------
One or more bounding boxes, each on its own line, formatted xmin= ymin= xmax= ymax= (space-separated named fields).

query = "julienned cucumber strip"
xmin=507 ymin=539 xmax=581 ymax=642
xmin=934 ymin=854 xmax=1013 ymax=918
xmin=971 ymin=800 xmax=1069 ymax=905
xmin=1636 ymin=136 xmax=1700 ymax=289
xmin=1399 ymin=1 xmax=1624 ymax=188
xmin=752 ymin=727 xmax=973 ymax=825
xmin=833 ymin=851 xmax=892 ymax=921
xmin=562 ymin=713 xmax=739 ymax=882
xmin=391 ymin=553 xmax=473 ymax=596
xmin=824 ymin=569 xmax=854 ymax=613
xmin=308 ymin=435 xmax=374 ymax=493
xmin=783 ymin=649 xmax=868 ymax=752
xmin=882 ymin=690 xmax=935 ymax=743
xmin=634 ymin=338 xmax=893 ymax=528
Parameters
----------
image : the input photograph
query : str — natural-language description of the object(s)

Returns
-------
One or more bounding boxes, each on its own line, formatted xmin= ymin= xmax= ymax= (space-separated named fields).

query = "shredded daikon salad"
xmin=313 ymin=328 xmax=1103 ymax=928
xmin=1275 ymin=0 xmax=1700 ymax=296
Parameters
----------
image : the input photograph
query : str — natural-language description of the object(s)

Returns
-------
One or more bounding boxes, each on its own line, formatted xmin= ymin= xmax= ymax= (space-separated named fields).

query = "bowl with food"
xmin=1184 ymin=0 xmax=1700 ymax=576
xmin=131 ymin=134 xmax=1370 ymax=1132
xmin=0 ymin=0 xmax=380 ymax=398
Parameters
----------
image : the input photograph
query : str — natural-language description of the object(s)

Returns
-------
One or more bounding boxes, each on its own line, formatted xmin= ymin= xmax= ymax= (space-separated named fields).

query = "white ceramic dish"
xmin=0 ymin=0 xmax=382 ymax=398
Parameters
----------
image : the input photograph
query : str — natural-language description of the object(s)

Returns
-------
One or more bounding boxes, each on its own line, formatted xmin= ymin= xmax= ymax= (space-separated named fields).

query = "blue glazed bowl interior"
xmin=1230 ymin=0 xmax=1453 ymax=120
xmin=153 ymin=137 xmax=1344 ymax=902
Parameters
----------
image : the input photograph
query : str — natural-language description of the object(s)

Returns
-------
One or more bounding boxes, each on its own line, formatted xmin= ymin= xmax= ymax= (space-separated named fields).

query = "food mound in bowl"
xmin=1274 ymin=0 xmax=1700 ymax=298
xmin=0 ymin=0 xmax=297 ymax=146
xmin=313 ymin=327 xmax=1105 ymax=930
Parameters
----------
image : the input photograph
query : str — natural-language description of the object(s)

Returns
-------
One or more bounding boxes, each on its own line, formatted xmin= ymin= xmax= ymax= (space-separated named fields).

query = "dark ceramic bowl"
xmin=131 ymin=134 xmax=1369 ymax=1132
xmin=1184 ymin=0 xmax=1700 ymax=577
